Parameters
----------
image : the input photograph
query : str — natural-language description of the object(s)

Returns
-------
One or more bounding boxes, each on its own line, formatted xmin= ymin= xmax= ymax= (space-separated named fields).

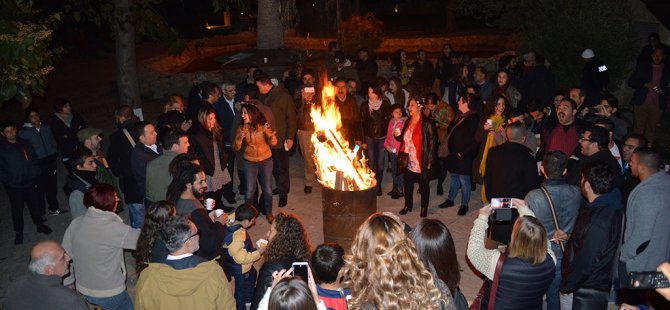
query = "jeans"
xmin=545 ymin=247 xmax=562 ymax=310
xmin=37 ymin=154 xmax=60 ymax=213
xmin=244 ymin=158 xmax=274 ymax=215
xmin=389 ymin=152 xmax=404 ymax=188
xmin=271 ymin=148 xmax=290 ymax=201
xmin=403 ymin=169 xmax=429 ymax=210
xmin=127 ymin=203 xmax=145 ymax=228
xmin=448 ymin=173 xmax=471 ymax=205
xmin=296 ymin=130 xmax=316 ymax=187
xmin=85 ymin=291 xmax=134 ymax=310
xmin=5 ymin=185 xmax=44 ymax=234
xmin=365 ymin=136 xmax=386 ymax=189
xmin=232 ymin=266 xmax=258 ymax=310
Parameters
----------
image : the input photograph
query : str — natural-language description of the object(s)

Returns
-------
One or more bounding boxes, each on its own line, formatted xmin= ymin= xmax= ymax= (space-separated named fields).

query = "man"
xmin=130 ymin=121 xmax=162 ymax=228
xmin=356 ymin=47 xmax=378 ymax=95
xmin=409 ymin=49 xmax=436 ymax=96
xmin=346 ymin=78 xmax=365 ymax=108
xmin=628 ymin=47 xmax=669 ymax=146
xmin=235 ymin=66 xmax=257 ymax=103
xmin=135 ymin=216 xmax=235 ymax=309
xmin=637 ymin=32 xmax=669 ymax=66
xmin=334 ymin=77 xmax=363 ymax=148
xmin=186 ymin=82 xmax=221 ymax=132
xmin=4 ymin=240 xmax=87 ymax=310
xmin=471 ymin=66 xmax=494 ymax=106
xmin=566 ymin=126 xmax=623 ymax=189
xmin=50 ymin=98 xmax=87 ymax=166
xmin=256 ymin=70 xmax=297 ymax=208
xmin=330 ymin=51 xmax=359 ymax=85
xmin=78 ymin=127 xmax=120 ymax=198
xmin=146 ymin=128 xmax=189 ymax=203
xmin=19 ymin=107 xmax=65 ymax=215
xmin=484 ymin=121 xmax=541 ymax=200
xmin=64 ymin=148 xmax=98 ymax=218
xmin=580 ymin=49 xmax=609 ymax=107
xmin=537 ymin=98 xmax=580 ymax=161
xmin=525 ymin=151 xmax=581 ymax=310
xmin=325 ymin=41 xmax=340 ymax=78
xmin=527 ymin=99 xmax=556 ymax=142
xmin=620 ymin=134 xmax=647 ymax=201
xmin=107 ymin=105 xmax=142 ymax=222
xmin=568 ymin=87 xmax=589 ymax=118
xmin=214 ymin=80 xmax=241 ymax=205
xmin=593 ymin=118 xmax=622 ymax=170
xmin=559 ymin=163 xmax=623 ymax=309
xmin=518 ymin=54 xmax=556 ymax=112
xmin=296 ymin=83 xmax=318 ymax=194
xmin=0 ymin=120 xmax=52 ymax=244
xmin=620 ymin=148 xmax=670 ymax=305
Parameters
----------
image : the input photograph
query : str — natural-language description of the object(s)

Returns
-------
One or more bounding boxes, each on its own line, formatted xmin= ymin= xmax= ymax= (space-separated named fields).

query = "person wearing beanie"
xmin=580 ymin=48 xmax=609 ymax=108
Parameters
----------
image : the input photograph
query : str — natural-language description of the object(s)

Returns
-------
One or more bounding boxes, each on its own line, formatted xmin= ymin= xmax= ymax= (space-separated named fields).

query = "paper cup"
xmin=205 ymin=198 xmax=215 ymax=210
xmin=213 ymin=209 xmax=224 ymax=218
xmin=256 ymin=238 xmax=268 ymax=248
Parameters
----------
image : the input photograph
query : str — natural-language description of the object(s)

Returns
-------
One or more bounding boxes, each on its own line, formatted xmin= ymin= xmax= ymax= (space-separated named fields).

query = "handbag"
xmin=540 ymin=186 xmax=564 ymax=252
xmin=469 ymin=253 xmax=507 ymax=310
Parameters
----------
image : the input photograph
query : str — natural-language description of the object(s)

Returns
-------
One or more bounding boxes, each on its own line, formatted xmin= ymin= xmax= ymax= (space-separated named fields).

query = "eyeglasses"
xmin=579 ymin=136 xmax=592 ymax=142
xmin=187 ymin=231 xmax=200 ymax=240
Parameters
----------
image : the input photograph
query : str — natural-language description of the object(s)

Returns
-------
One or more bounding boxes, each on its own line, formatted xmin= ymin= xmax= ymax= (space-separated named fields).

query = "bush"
xmin=337 ymin=13 xmax=384 ymax=56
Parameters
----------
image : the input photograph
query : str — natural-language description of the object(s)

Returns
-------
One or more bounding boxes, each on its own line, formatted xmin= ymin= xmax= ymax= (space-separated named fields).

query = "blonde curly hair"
xmin=343 ymin=213 xmax=448 ymax=310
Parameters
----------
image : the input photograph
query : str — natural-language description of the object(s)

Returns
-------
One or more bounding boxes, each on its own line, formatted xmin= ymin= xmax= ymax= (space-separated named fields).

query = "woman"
xmin=390 ymin=49 xmax=410 ymax=87
xmin=62 ymin=183 xmax=139 ymax=310
xmin=191 ymin=107 xmax=235 ymax=211
xmin=134 ymin=200 xmax=176 ymax=273
xmin=436 ymin=44 xmax=457 ymax=96
xmin=257 ymin=268 xmax=327 ymax=310
xmin=157 ymin=95 xmax=191 ymax=133
xmin=251 ymin=212 xmax=313 ymax=310
xmin=411 ymin=219 xmax=464 ymax=310
xmin=395 ymin=96 xmax=438 ymax=218
xmin=439 ymin=93 xmax=481 ymax=216
xmin=234 ymin=103 xmax=277 ymax=222
xmin=490 ymin=70 xmax=521 ymax=111
xmin=50 ymin=98 xmax=87 ymax=166
xmin=466 ymin=203 xmax=556 ymax=310
xmin=444 ymin=64 xmax=470 ymax=110
xmin=361 ymin=85 xmax=392 ymax=195
xmin=385 ymin=77 xmax=410 ymax=109
xmin=344 ymin=213 xmax=447 ymax=309
xmin=424 ymin=93 xmax=455 ymax=196
xmin=473 ymin=94 xmax=510 ymax=201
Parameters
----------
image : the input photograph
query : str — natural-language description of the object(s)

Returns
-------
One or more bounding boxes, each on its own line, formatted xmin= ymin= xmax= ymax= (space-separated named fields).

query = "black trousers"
xmin=223 ymin=146 xmax=237 ymax=202
xmin=37 ymin=154 xmax=60 ymax=213
xmin=403 ymin=169 xmax=429 ymax=210
xmin=572 ymin=288 xmax=608 ymax=310
xmin=5 ymin=185 xmax=44 ymax=234
xmin=271 ymin=148 xmax=290 ymax=200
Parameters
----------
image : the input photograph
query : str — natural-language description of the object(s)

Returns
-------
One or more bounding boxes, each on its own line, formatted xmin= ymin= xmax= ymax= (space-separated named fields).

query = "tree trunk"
xmin=257 ymin=0 xmax=284 ymax=49
xmin=446 ymin=0 xmax=457 ymax=32
xmin=114 ymin=0 xmax=143 ymax=118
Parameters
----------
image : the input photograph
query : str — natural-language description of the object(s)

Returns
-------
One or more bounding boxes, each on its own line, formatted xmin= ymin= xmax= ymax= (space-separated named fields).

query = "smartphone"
xmin=304 ymin=87 xmax=315 ymax=94
xmin=491 ymin=198 xmax=512 ymax=208
xmin=628 ymin=271 xmax=670 ymax=289
xmin=292 ymin=262 xmax=310 ymax=282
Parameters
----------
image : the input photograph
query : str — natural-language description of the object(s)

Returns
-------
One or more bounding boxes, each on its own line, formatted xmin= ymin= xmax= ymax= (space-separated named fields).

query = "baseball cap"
xmin=77 ymin=128 xmax=103 ymax=142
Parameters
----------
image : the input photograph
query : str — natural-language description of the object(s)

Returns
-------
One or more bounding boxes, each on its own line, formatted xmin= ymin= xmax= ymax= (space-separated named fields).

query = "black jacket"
xmin=561 ymin=195 xmax=623 ymax=293
xmin=190 ymin=126 xmax=228 ymax=176
xmin=627 ymin=60 xmax=670 ymax=107
xmin=360 ymin=100 xmax=392 ymax=139
xmin=396 ymin=115 xmax=438 ymax=181
xmin=484 ymin=142 xmax=541 ymax=200
xmin=446 ymin=112 xmax=480 ymax=176
xmin=63 ymin=170 xmax=96 ymax=197
xmin=336 ymin=95 xmax=364 ymax=146
xmin=481 ymin=255 xmax=555 ymax=310
xmin=567 ymin=150 xmax=623 ymax=189
xmin=250 ymin=257 xmax=298 ymax=310
xmin=0 ymin=138 xmax=40 ymax=188
xmin=108 ymin=120 xmax=142 ymax=203
xmin=130 ymin=144 xmax=162 ymax=200
xmin=190 ymin=208 xmax=225 ymax=261
xmin=50 ymin=112 xmax=86 ymax=161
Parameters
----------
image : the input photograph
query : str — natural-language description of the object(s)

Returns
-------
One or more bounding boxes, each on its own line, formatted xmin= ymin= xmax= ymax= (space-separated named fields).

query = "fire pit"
xmin=311 ymin=78 xmax=377 ymax=251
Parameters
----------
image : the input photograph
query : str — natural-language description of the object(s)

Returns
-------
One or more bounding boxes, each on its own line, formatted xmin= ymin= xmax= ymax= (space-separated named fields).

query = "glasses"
xmin=579 ymin=136 xmax=592 ymax=142
xmin=187 ymin=231 xmax=200 ymax=240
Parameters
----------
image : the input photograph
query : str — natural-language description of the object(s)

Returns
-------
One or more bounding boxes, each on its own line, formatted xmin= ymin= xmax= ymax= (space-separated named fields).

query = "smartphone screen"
xmin=292 ymin=262 xmax=309 ymax=282
xmin=491 ymin=198 xmax=512 ymax=208
xmin=629 ymin=271 xmax=669 ymax=289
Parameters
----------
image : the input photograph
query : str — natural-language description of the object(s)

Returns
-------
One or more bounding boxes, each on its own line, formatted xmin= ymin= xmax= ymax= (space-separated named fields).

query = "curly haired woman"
xmin=250 ymin=212 xmax=313 ymax=310
xmin=134 ymin=200 xmax=176 ymax=274
xmin=344 ymin=213 xmax=448 ymax=310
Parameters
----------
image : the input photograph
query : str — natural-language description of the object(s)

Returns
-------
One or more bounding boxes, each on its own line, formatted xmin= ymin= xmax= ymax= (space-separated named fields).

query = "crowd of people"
xmin=2 ymin=34 xmax=670 ymax=310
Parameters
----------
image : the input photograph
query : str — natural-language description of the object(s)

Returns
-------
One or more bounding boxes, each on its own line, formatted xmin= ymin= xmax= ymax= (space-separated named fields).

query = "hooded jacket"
xmin=19 ymin=122 xmax=58 ymax=159
xmin=135 ymin=260 xmax=235 ymax=310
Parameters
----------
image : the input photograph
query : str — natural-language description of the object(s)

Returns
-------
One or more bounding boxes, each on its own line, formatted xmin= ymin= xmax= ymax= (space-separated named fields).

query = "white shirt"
xmin=166 ymin=253 xmax=193 ymax=260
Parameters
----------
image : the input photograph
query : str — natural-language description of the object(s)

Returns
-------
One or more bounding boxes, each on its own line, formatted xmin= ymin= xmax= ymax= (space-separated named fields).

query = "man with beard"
xmin=566 ymin=126 xmax=623 ymax=190
xmin=620 ymin=134 xmax=647 ymax=201
xmin=334 ymin=77 xmax=363 ymax=148
xmin=537 ymin=98 xmax=581 ymax=160
xmin=63 ymin=148 xmax=99 ymax=219
xmin=78 ymin=128 xmax=120 ymax=201
xmin=168 ymin=163 xmax=227 ymax=261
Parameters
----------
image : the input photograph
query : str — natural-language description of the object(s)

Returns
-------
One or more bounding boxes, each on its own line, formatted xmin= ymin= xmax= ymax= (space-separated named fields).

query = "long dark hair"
xmin=241 ymin=103 xmax=268 ymax=129
xmin=166 ymin=163 xmax=203 ymax=203
xmin=134 ymin=200 xmax=176 ymax=273
xmin=411 ymin=219 xmax=461 ymax=295
xmin=265 ymin=212 xmax=312 ymax=262
xmin=483 ymin=94 xmax=510 ymax=119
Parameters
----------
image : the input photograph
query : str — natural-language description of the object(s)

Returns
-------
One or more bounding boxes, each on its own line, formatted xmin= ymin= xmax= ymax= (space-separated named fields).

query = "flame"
xmin=310 ymin=77 xmax=376 ymax=190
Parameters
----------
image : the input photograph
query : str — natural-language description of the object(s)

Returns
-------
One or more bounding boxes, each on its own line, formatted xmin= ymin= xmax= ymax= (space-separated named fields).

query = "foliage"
xmin=337 ymin=13 xmax=384 ymax=56
xmin=0 ymin=1 xmax=62 ymax=108
xmin=456 ymin=0 xmax=505 ymax=27
xmin=457 ymin=0 xmax=636 ymax=90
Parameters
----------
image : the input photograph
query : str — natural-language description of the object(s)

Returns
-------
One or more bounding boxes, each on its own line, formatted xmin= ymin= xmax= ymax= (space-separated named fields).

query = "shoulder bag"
xmin=469 ymin=253 xmax=507 ymax=310
xmin=540 ymin=186 xmax=564 ymax=252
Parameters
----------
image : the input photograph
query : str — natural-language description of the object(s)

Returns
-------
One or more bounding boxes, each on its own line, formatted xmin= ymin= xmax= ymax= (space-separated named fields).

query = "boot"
xmin=387 ymin=185 xmax=398 ymax=196
xmin=399 ymin=205 xmax=412 ymax=215
xmin=436 ymin=185 xmax=444 ymax=196
xmin=391 ymin=188 xmax=404 ymax=199
xmin=420 ymin=207 xmax=428 ymax=218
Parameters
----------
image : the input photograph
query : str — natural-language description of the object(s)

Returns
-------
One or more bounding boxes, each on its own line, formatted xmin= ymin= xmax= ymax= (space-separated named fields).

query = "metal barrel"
xmin=321 ymin=181 xmax=377 ymax=252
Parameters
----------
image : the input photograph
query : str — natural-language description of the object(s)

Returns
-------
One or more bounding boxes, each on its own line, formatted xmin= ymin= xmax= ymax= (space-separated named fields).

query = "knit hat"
xmin=581 ymin=49 xmax=595 ymax=59
xmin=77 ymin=128 xmax=103 ymax=142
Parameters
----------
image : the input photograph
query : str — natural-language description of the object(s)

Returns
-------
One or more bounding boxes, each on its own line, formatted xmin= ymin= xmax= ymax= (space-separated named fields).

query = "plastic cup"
xmin=205 ymin=198 xmax=215 ymax=210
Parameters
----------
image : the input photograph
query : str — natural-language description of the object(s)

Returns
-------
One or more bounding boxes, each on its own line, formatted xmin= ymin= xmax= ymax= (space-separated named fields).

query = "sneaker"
xmin=37 ymin=224 xmax=53 ymax=234
xmin=457 ymin=205 xmax=469 ymax=216
xmin=48 ymin=208 xmax=69 ymax=216
xmin=14 ymin=233 xmax=23 ymax=245
xmin=439 ymin=199 xmax=455 ymax=208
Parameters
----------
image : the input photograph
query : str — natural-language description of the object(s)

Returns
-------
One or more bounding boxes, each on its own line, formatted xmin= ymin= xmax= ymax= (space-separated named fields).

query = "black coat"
xmin=190 ymin=126 xmax=228 ymax=176
xmin=107 ymin=120 xmax=142 ymax=203
xmin=50 ymin=112 xmax=86 ymax=161
xmin=190 ymin=208 xmax=225 ymax=261
xmin=627 ymin=60 xmax=670 ymax=107
xmin=484 ymin=142 xmax=541 ymax=200
xmin=360 ymin=100 xmax=392 ymax=139
xmin=566 ymin=150 xmax=623 ymax=189
xmin=130 ymin=144 xmax=162 ymax=200
xmin=250 ymin=257 xmax=297 ymax=310
xmin=0 ymin=138 xmax=40 ymax=188
xmin=396 ymin=115 xmax=438 ymax=181
xmin=446 ymin=112 xmax=480 ymax=176
xmin=336 ymin=95 xmax=364 ymax=146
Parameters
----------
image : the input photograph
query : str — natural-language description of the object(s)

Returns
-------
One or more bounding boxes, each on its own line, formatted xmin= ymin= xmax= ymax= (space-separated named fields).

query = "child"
xmin=222 ymin=204 xmax=266 ymax=310
xmin=311 ymin=243 xmax=351 ymax=310
xmin=384 ymin=104 xmax=407 ymax=199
